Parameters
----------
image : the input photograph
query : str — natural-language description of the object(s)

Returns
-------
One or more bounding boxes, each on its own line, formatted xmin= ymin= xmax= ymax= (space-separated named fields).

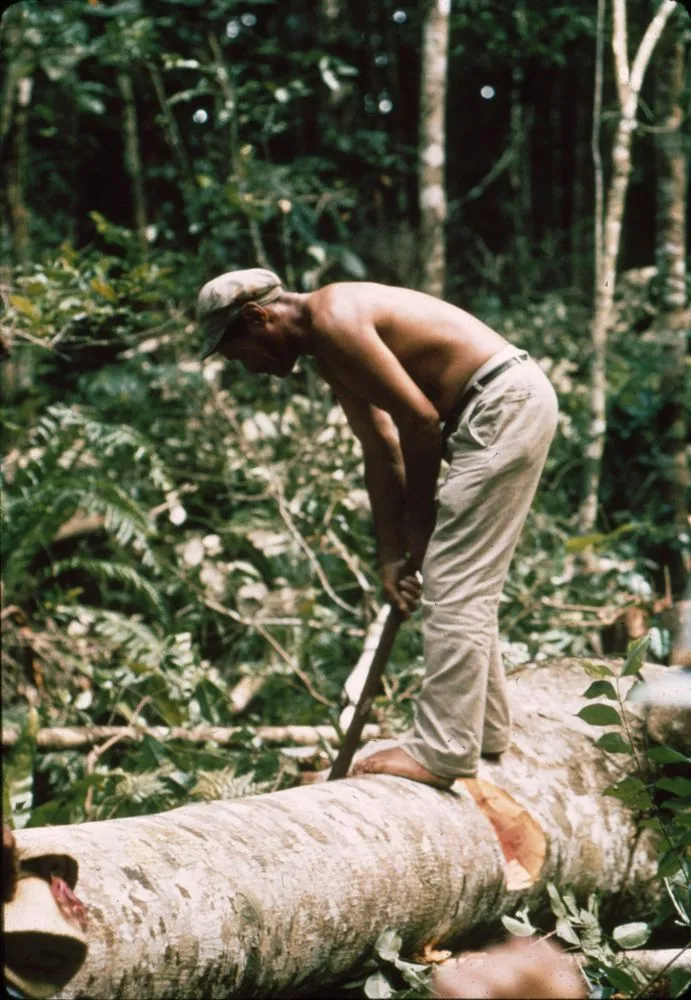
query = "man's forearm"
xmin=364 ymin=449 xmax=407 ymax=566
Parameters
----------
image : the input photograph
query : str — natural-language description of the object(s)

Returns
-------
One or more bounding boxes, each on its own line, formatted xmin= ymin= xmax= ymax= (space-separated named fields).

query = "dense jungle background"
xmin=1 ymin=1 xmax=689 ymax=995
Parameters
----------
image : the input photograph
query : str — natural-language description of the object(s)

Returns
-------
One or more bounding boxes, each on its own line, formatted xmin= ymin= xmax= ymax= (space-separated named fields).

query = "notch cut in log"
xmin=7 ymin=659 xmax=676 ymax=1000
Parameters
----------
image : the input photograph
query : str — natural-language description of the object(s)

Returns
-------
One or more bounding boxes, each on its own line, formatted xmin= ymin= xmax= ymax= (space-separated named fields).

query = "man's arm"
xmin=326 ymin=378 xmax=422 ymax=614
xmin=312 ymin=297 xmax=442 ymax=569
xmin=327 ymin=378 xmax=407 ymax=567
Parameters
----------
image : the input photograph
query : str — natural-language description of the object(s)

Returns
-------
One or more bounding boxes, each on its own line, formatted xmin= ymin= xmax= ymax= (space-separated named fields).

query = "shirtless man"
xmin=197 ymin=268 xmax=558 ymax=790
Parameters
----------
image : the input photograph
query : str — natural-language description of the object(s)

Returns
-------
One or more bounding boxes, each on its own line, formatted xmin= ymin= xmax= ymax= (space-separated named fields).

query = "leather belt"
xmin=442 ymin=353 xmax=529 ymax=449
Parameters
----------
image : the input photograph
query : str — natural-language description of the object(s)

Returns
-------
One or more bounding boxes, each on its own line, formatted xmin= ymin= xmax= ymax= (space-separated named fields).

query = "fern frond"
xmin=110 ymin=769 xmax=174 ymax=807
xmin=46 ymin=558 xmax=166 ymax=617
xmin=57 ymin=606 xmax=166 ymax=669
xmin=190 ymin=768 xmax=274 ymax=802
xmin=44 ymin=404 xmax=174 ymax=493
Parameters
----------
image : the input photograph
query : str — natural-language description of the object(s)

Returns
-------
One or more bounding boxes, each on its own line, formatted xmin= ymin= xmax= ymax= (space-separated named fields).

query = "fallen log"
xmin=1 ymin=722 xmax=382 ymax=753
xmin=7 ymin=659 xmax=676 ymax=999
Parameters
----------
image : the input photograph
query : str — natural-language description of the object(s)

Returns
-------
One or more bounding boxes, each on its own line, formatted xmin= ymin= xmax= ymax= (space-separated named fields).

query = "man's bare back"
xmin=305 ymin=282 xmax=508 ymax=418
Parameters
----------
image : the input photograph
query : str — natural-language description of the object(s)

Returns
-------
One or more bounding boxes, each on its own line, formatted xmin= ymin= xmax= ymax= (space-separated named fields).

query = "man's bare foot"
xmin=351 ymin=746 xmax=453 ymax=790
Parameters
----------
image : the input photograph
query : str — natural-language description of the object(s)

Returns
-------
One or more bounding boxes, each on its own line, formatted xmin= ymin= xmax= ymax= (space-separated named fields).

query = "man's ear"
xmin=242 ymin=302 xmax=268 ymax=329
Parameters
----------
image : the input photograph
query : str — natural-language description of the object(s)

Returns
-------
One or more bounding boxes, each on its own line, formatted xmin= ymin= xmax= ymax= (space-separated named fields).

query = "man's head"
xmin=197 ymin=268 xmax=283 ymax=360
xmin=196 ymin=268 xmax=305 ymax=377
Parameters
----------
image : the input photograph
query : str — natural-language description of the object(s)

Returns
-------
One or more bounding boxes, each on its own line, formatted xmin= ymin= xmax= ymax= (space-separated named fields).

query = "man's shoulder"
xmin=307 ymin=281 xmax=392 ymax=330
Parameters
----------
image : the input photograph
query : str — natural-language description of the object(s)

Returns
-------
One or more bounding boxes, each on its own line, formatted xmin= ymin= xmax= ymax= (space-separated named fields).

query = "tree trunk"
xmin=418 ymin=0 xmax=450 ymax=297
xmin=578 ymin=0 xmax=679 ymax=534
xmin=207 ymin=32 xmax=271 ymax=270
xmin=570 ymin=97 xmax=589 ymax=292
xmin=147 ymin=62 xmax=195 ymax=197
xmin=7 ymin=659 xmax=671 ymax=1000
xmin=117 ymin=70 xmax=148 ymax=252
xmin=6 ymin=75 xmax=32 ymax=269
xmin=508 ymin=2 xmax=532 ymax=297
xmin=654 ymin=6 xmax=689 ymax=585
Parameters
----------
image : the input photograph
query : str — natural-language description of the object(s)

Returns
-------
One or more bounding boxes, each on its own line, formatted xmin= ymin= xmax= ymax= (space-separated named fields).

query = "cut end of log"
xmin=459 ymin=778 xmax=547 ymax=891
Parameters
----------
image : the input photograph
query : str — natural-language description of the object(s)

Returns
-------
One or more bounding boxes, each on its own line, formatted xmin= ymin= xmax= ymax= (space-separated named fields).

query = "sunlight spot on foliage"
xmin=200 ymin=564 xmax=227 ymax=596
xmin=182 ymin=538 xmax=205 ymax=567
xmin=203 ymin=535 xmax=223 ymax=557
xmin=247 ymin=529 xmax=291 ymax=557
xmin=169 ymin=504 xmax=187 ymax=526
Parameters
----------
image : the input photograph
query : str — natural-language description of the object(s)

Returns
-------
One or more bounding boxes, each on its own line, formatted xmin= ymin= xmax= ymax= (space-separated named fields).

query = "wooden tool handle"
xmin=328 ymin=605 xmax=404 ymax=781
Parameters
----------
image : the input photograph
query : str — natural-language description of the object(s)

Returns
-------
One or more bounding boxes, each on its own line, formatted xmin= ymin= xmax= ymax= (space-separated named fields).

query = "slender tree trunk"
xmin=117 ymin=70 xmax=148 ymax=252
xmin=654 ymin=6 xmax=689 ymax=584
xmin=550 ymin=77 xmax=563 ymax=265
xmin=9 ymin=658 xmax=672 ymax=1000
xmin=207 ymin=32 xmax=270 ymax=269
xmin=507 ymin=1 xmax=533 ymax=296
xmin=578 ymin=0 xmax=679 ymax=535
xmin=570 ymin=97 xmax=589 ymax=291
xmin=6 ymin=76 xmax=32 ymax=268
xmin=418 ymin=0 xmax=450 ymax=297
xmin=147 ymin=62 xmax=195 ymax=195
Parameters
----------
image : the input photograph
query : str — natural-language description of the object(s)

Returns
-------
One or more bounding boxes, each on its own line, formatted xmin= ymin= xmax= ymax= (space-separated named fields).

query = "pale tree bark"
xmin=578 ymin=0 xmax=679 ymax=534
xmin=207 ymin=32 xmax=270 ymax=270
xmin=6 ymin=75 xmax=32 ymax=268
xmin=117 ymin=70 xmax=148 ymax=253
xmin=508 ymin=1 xmax=533 ymax=296
xmin=654 ymin=6 xmax=689 ymax=583
xmin=419 ymin=0 xmax=450 ymax=297
xmin=570 ymin=99 xmax=589 ymax=291
xmin=146 ymin=62 xmax=196 ymax=196
xmin=6 ymin=659 xmax=675 ymax=1000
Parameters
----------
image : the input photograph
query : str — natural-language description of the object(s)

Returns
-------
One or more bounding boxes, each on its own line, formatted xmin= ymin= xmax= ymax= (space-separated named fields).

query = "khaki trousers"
xmin=401 ymin=346 xmax=559 ymax=779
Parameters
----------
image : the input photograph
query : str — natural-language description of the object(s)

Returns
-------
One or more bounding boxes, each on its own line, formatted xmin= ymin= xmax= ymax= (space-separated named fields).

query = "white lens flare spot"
xmin=379 ymin=98 xmax=393 ymax=114
xmin=481 ymin=85 xmax=496 ymax=100
xmin=393 ymin=10 xmax=407 ymax=24
xmin=193 ymin=108 xmax=208 ymax=124
xmin=226 ymin=19 xmax=240 ymax=38
xmin=240 ymin=13 xmax=257 ymax=27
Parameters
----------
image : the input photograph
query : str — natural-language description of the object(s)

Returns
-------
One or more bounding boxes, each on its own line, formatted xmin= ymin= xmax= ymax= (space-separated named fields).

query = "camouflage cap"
xmin=196 ymin=268 xmax=283 ymax=360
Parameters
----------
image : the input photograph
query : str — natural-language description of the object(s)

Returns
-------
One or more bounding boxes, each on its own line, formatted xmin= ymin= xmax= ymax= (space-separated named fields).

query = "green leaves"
xmin=603 ymin=777 xmax=651 ymax=810
xmin=581 ymin=660 xmax=615 ymax=679
xmin=368 ymin=929 xmax=430 ymax=994
xmin=2 ymin=707 xmax=39 ymax=830
xmin=576 ymin=704 xmax=621 ymax=726
xmin=647 ymin=746 xmax=691 ymax=765
xmin=583 ymin=680 xmax=617 ymax=699
xmin=364 ymin=971 xmax=393 ymax=999
xmin=501 ymin=915 xmax=537 ymax=937
xmin=612 ymin=922 xmax=651 ymax=949
xmin=622 ymin=634 xmax=650 ymax=677
xmin=594 ymin=733 xmax=633 ymax=754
